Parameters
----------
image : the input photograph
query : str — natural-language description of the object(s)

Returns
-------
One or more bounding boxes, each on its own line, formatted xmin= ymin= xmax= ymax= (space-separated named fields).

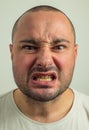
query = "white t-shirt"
xmin=0 ymin=89 xmax=89 ymax=130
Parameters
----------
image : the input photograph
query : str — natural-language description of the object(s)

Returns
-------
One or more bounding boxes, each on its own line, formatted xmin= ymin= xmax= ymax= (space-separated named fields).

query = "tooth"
xmin=37 ymin=75 xmax=52 ymax=81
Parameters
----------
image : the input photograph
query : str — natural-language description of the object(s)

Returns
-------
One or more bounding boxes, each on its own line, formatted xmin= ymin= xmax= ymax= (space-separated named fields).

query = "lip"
xmin=30 ymin=71 xmax=58 ymax=87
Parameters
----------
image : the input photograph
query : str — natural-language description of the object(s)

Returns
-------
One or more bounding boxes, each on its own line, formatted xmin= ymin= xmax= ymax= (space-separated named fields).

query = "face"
xmin=10 ymin=11 xmax=78 ymax=102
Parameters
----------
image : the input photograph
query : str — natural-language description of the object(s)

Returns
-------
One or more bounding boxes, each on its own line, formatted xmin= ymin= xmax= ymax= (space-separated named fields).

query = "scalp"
xmin=12 ymin=5 xmax=76 ymax=43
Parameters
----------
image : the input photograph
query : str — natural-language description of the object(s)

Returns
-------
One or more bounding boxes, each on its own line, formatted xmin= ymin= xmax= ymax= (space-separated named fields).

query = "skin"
xmin=10 ymin=10 xmax=78 ymax=122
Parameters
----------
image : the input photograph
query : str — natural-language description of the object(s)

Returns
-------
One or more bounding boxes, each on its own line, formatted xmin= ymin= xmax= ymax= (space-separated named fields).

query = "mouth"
xmin=32 ymin=72 xmax=56 ymax=82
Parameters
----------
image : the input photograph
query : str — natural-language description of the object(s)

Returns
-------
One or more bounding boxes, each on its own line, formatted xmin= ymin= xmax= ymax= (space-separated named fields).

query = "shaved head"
xmin=12 ymin=5 xmax=76 ymax=42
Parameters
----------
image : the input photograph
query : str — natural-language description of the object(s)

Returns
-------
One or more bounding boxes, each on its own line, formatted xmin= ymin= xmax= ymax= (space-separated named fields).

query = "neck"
xmin=13 ymin=88 xmax=74 ymax=123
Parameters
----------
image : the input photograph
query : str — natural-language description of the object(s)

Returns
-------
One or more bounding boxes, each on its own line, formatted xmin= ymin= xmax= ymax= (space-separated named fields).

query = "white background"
xmin=0 ymin=0 xmax=89 ymax=95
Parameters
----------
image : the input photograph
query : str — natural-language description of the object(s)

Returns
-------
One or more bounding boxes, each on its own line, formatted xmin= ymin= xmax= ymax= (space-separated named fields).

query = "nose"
xmin=36 ymin=47 xmax=53 ymax=67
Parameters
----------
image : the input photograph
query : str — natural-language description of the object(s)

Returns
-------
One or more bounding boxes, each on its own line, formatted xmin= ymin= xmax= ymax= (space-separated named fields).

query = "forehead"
xmin=18 ymin=11 xmax=71 ymax=27
xmin=13 ymin=11 xmax=74 ymax=42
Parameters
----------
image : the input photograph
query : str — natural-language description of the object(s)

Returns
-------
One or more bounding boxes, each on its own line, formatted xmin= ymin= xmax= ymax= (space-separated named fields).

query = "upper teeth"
xmin=37 ymin=76 xmax=52 ymax=81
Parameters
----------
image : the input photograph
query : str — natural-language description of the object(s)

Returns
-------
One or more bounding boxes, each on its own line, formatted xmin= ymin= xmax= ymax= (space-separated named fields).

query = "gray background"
xmin=0 ymin=0 xmax=89 ymax=95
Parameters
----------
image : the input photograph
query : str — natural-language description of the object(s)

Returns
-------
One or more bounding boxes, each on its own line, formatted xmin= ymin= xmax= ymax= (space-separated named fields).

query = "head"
xmin=10 ymin=5 xmax=78 ymax=102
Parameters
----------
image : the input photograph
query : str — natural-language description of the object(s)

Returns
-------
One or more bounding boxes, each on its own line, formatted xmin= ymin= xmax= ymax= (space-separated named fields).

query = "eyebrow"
xmin=19 ymin=38 xmax=70 ymax=45
xmin=20 ymin=39 xmax=37 ymax=44
xmin=53 ymin=38 xmax=70 ymax=44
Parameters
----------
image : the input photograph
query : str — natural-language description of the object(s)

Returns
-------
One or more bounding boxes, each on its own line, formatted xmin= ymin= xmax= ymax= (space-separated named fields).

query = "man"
xmin=0 ymin=5 xmax=89 ymax=130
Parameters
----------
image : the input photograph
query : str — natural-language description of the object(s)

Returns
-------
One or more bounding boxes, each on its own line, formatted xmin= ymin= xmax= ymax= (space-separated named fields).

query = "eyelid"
xmin=20 ymin=40 xmax=40 ymax=49
xmin=20 ymin=44 xmax=39 ymax=52
xmin=51 ymin=43 xmax=68 ymax=51
xmin=52 ymin=44 xmax=65 ymax=48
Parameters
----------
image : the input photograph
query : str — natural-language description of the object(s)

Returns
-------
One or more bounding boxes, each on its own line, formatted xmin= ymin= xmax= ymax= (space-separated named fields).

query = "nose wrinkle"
xmin=36 ymin=44 xmax=54 ymax=67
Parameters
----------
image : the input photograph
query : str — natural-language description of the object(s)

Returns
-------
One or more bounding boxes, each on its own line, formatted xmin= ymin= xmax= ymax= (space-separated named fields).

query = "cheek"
xmin=13 ymin=54 xmax=36 ymax=72
xmin=54 ymin=53 xmax=76 ymax=70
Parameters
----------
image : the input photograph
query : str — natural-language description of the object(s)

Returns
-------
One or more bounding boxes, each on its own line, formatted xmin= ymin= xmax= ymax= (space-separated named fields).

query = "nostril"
xmin=37 ymin=63 xmax=43 ymax=67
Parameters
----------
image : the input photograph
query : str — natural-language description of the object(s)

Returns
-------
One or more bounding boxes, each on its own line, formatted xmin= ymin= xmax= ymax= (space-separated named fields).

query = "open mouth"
xmin=32 ymin=73 xmax=56 ymax=82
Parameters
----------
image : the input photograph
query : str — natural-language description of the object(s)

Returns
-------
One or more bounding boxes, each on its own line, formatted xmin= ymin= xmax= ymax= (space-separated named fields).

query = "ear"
xmin=9 ymin=44 xmax=13 ymax=60
xmin=74 ymin=44 xmax=78 ymax=60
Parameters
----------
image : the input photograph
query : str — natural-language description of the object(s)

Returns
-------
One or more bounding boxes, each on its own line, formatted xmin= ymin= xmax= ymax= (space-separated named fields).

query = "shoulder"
xmin=74 ymin=90 xmax=89 ymax=110
xmin=0 ymin=91 xmax=13 ymax=107
xmin=75 ymin=90 xmax=89 ymax=101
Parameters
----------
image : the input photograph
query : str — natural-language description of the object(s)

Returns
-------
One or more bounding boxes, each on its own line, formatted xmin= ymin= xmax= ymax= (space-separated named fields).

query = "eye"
xmin=21 ymin=45 xmax=38 ymax=52
xmin=52 ymin=45 xmax=66 ymax=50
xmin=22 ymin=45 xmax=36 ymax=49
